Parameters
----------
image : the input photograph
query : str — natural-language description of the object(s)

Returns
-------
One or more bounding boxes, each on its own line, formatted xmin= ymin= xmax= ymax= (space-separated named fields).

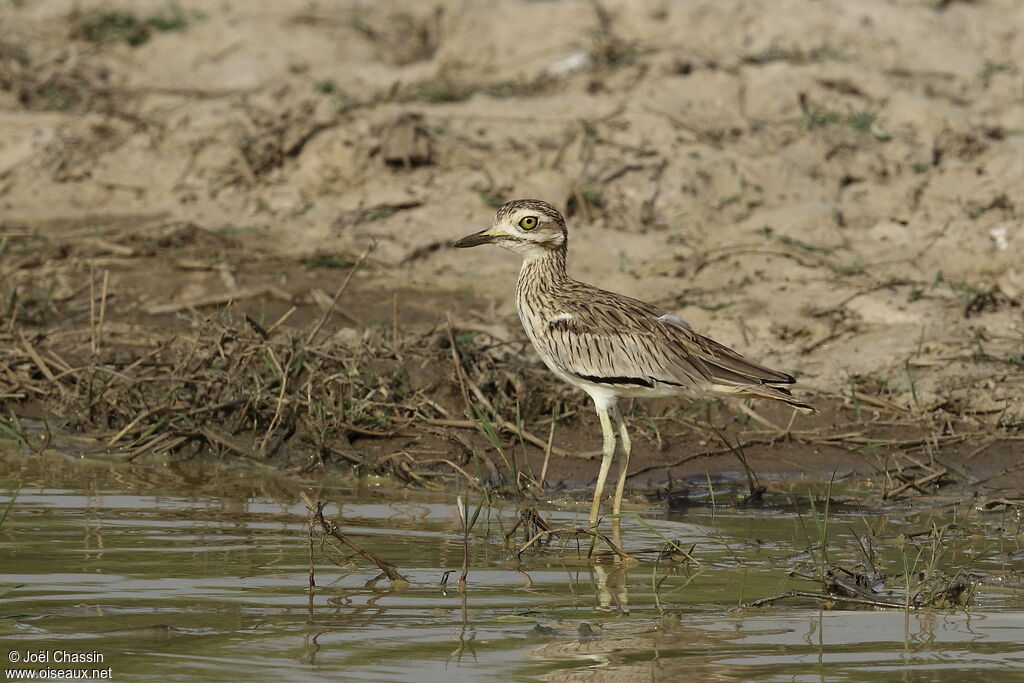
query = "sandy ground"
xmin=1 ymin=0 xmax=1022 ymax=488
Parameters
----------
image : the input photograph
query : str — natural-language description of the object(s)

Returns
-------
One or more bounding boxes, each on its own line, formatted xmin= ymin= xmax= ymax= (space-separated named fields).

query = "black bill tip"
xmin=453 ymin=229 xmax=496 ymax=248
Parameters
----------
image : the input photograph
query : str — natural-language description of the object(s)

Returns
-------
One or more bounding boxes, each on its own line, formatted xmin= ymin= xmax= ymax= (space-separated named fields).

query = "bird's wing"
xmin=655 ymin=311 xmax=796 ymax=387
xmin=541 ymin=292 xmax=794 ymax=391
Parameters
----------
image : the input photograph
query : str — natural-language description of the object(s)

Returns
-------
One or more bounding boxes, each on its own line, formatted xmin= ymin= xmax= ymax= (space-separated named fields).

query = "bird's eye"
xmin=519 ymin=216 xmax=538 ymax=230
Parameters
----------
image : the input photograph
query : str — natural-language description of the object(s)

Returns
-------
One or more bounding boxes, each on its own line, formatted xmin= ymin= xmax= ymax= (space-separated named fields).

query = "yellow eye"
xmin=519 ymin=216 xmax=538 ymax=230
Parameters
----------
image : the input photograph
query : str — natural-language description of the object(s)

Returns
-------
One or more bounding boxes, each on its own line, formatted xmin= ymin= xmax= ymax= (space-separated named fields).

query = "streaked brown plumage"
xmin=455 ymin=199 xmax=812 ymax=531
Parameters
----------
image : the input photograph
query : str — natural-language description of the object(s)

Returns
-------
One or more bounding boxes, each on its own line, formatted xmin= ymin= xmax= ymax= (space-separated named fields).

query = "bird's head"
xmin=454 ymin=199 xmax=567 ymax=257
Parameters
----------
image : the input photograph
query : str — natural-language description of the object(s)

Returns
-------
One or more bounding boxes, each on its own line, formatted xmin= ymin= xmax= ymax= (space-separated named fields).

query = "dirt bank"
xmin=1 ymin=0 xmax=1022 ymax=496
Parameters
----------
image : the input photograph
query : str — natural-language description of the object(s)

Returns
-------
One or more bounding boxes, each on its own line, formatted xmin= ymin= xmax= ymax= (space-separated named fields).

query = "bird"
xmin=454 ymin=199 xmax=813 ymax=531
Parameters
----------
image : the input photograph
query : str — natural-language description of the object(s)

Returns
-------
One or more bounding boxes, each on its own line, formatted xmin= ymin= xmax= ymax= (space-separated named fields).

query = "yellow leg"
xmin=588 ymin=406 xmax=617 ymax=529
xmin=611 ymin=407 xmax=632 ymax=515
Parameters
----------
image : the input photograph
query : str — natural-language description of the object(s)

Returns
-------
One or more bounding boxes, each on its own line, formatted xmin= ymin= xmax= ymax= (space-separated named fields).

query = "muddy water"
xmin=2 ymin=453 xmax=1023 ymax=681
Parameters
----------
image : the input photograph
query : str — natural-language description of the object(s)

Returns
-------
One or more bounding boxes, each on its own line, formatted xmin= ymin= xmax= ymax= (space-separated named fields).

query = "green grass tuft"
xmin=76 ymin=3 xmax=191 ymax=47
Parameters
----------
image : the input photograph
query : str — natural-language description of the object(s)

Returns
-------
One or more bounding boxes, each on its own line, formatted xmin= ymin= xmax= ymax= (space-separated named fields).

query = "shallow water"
xmin=1 ymin=454 xmax=1023 ymax=681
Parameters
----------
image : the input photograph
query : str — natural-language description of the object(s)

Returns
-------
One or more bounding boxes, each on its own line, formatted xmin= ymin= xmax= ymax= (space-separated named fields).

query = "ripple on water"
xmin=2 ymin=458 xmax=1023 ymax=681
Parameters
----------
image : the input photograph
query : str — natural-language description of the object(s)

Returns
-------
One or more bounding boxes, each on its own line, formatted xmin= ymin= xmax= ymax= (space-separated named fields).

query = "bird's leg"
xmin=611 ymin=404 xmax=632 ymax=516
xmin=607 ymin=405 xmax=632 ymax=551
xmin=588 ymin=406 xmax=617 ymax=529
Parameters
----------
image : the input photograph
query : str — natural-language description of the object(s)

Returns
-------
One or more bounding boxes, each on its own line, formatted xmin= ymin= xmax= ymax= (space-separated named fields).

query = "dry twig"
xmin=300 ymin=491 xmax=407 ymax=583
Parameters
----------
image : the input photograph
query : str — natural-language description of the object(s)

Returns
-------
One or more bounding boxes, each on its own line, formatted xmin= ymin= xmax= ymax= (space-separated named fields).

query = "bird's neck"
xmin=517 ymin=246 xmax=568 ymax=290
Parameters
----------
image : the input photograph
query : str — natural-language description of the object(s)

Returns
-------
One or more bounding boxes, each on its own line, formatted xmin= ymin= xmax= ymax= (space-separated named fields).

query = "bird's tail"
xmin=713 ymin=382 xmax=816 ymax=413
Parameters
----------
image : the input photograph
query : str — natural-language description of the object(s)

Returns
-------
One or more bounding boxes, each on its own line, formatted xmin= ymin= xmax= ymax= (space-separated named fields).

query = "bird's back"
xmin=516 ymin=261 xmax=812 ymax=410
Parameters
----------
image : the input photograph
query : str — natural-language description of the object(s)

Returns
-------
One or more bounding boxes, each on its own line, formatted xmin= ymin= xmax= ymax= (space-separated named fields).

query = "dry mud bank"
xmin=1 ymin=0 xmax=1022 ymax=496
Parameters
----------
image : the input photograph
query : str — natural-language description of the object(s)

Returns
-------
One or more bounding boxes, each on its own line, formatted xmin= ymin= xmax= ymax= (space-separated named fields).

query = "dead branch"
xmin=299 ymin=491 xmax=407 ymax=583
xmin=743 ymin=590 xmax=908 ymax=610
xmin=518 ymin=526 xmax=633 ymax=562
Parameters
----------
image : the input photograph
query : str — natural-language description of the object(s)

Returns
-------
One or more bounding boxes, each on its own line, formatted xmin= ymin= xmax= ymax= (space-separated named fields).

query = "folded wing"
xmin=539 ymin=292 xmax=812 ymax=410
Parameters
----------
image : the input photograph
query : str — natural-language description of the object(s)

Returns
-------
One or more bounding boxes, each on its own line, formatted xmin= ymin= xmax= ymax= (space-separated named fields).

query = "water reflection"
xmin=1 ymin=453 xmax=1022 ymax=681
